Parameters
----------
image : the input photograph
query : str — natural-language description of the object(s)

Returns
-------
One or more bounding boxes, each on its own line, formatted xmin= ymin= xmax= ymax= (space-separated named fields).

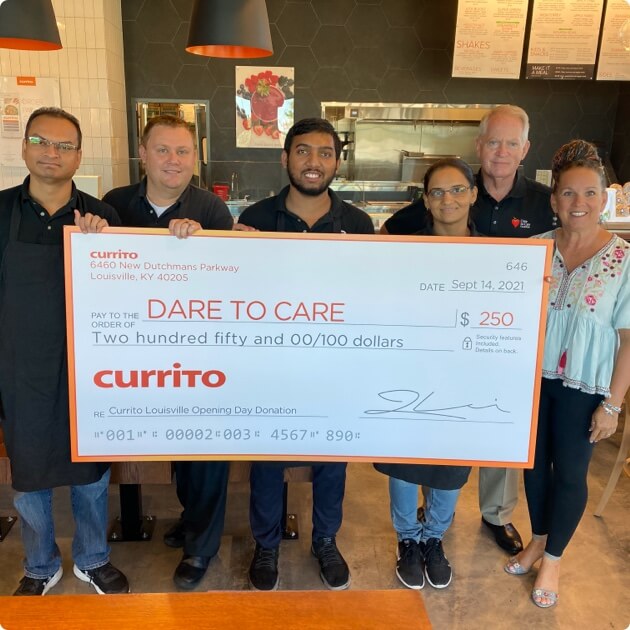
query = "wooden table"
xmin=0 ymin=590 xmax=432 ymax=629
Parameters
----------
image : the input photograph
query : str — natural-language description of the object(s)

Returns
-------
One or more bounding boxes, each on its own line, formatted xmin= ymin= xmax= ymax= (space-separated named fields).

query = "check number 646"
xmin=506 ymin=262 xmax=527 ymax=271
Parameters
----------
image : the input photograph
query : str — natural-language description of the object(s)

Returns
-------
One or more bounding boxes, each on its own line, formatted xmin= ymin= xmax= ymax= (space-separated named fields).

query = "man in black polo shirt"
xmin=0 ymin=107 xmax=129 ymax=596
xmin=103 ymin=115 xmax=234 ymax=590
xmin=238 ymin=118 xmax=373 ymax=592
xmin=383 ymin=105 xmax=555 ymax=556
xmin=382 ymin=105 xmax=552 ymax=239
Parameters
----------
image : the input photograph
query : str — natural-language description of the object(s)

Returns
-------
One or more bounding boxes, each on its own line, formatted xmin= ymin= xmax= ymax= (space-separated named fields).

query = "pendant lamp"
xmin=186 ymin=0 xmax=273 ymax=58
xmin=0 ymin=0 xmax=62 ymax=51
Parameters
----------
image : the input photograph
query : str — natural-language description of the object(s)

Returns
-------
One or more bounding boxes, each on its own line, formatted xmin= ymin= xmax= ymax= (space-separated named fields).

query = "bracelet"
xmin=600 ymin=400 xmax=622 ymax=415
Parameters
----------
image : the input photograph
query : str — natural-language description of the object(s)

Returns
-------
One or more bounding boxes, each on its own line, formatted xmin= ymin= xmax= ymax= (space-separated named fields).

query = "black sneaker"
xmin=73 ymin=562 xmax=130 ymax=594
xmin=421 ymin=538 xmax=452 ymax=588
xmin=14 ymin=566 xmax=63 ymax=596
xmin=311 ymin=536 xmax=351 ymax=590
xmin=396 ymin=539 xmax=424 ymax=589
xmin=248 ymin=544 xmax=279 ymax=591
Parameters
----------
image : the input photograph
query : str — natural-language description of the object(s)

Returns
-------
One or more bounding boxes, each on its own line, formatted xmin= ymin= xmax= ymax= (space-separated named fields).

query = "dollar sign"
xmin=460 ymin=312 xmax=470 ymax=327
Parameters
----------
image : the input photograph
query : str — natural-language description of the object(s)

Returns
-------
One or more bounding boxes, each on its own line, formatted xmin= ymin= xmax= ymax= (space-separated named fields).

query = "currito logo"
xmin=94 ymin=363 xmax=227 ymax=388
xmin=90 ymin=250 xmax=139 ymax=259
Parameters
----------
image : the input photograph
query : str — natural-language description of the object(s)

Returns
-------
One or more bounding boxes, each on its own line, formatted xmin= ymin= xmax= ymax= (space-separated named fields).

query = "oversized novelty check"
xmin=64 ymin=229 xmax=552 ymax=466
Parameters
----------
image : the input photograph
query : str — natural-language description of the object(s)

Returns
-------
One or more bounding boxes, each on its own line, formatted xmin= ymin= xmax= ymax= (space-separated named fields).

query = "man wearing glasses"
xmin=381 ymin=105 xmax=555 ymax=556
xmin=0 ymin=107 xmax=129 ymax=596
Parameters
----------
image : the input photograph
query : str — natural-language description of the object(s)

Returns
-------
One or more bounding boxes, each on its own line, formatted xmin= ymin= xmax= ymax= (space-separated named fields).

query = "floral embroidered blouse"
xmin=534 ymin=230 xmax=630 ymax=396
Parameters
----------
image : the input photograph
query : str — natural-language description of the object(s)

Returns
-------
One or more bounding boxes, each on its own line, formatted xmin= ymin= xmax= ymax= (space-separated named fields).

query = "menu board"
xmin=452 ymin=0 xmax=528 ymax=79
xmin=597 ymin=0 xmax=630 ymax=80
xmin=0 ymin=76 xmax=60 ymax=166
xmin=526 ymin=0 xmax=604 ymax=79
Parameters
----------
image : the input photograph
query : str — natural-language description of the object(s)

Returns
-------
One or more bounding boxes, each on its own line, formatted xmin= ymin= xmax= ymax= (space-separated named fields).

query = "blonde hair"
xmin=141 ymin=115 xmax=195 ymax=147
xmin=477 ymin=105 xmax=529 ymax=144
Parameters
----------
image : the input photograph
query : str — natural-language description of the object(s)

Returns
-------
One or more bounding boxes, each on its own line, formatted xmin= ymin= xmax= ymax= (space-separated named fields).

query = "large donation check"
xmin=64 ymin=229 xmax=552 ymax=466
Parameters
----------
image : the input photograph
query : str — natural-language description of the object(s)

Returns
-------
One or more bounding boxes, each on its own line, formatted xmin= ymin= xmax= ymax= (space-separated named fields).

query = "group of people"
xmin=0 ymin=104 xmax=626 ymax=611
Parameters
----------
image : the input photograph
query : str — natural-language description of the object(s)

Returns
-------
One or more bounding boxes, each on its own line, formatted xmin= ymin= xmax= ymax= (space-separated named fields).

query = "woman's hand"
xmin=595 ymin=329 xmax=630 ymax=443
xmin=589 ymin=404 xmax=619 ymax=443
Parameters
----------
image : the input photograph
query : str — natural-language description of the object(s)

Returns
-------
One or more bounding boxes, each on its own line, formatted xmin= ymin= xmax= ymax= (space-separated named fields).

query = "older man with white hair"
xmin=381 ymin=104 xmax=555 ymax=555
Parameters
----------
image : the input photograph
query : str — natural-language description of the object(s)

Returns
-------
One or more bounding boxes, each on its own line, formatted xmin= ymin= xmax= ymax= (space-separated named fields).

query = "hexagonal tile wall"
xmin=121 ymin=0 xmax=625 ymax=186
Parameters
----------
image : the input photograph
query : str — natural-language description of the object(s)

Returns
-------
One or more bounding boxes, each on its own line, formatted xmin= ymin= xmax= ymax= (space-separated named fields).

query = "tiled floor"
xmin=0 ymin=431 xmax=628 ymax=629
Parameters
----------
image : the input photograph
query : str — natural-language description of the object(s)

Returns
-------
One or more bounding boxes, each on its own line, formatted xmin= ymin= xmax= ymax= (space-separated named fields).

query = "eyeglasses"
xmin=427 ymin=185 xmax=471 ymax=199
xmin=25 ymin=135 xmax=80 ymax=153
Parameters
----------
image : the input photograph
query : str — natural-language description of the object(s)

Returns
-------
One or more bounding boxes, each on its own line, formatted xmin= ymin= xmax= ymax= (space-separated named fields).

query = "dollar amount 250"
xmin=460 ymin=311 xmax=515 ymax=327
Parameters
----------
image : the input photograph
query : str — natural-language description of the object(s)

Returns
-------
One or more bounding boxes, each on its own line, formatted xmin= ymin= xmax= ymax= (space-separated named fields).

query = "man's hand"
xmin=232 ymin=223 xmax=257 ymax=232
xmin=74 ymin=210 xmax=109 ymax=233
xmin=169 ymin=218 xmax=202 ymax=239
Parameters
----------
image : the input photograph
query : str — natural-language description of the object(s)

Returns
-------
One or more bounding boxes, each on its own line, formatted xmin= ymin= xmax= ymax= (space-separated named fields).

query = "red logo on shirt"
xmin=511 ymin=218 xmax=520 ymax=228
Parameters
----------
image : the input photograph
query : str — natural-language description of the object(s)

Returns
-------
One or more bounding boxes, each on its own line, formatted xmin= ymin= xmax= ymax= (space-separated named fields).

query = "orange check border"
xmin=64 ymin=227 xmax=553 ymax=468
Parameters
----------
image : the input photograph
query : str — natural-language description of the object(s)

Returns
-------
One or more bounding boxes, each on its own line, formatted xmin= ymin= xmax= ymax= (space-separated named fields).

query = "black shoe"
xmin=173 ymin=554 xmax=211 ymax=590
xmin=311 ymin=536 xmax=351 ymax=590
xmin=249 ymin=544 xmax=279 ymax=591
xmin=14 ymin=566 xmax=63 ymax=596
xmin=420 ymin=538 xmax=452 ymax=589
xmin=73 ymin=562 xmax=129 ymax=594
xmin=396 ymin=539 xmax=424 ymax=590
xmin=481 ymin=517 xmax=523 ymax=555
xmin=164 ymin=519 xmax=186 ymax=548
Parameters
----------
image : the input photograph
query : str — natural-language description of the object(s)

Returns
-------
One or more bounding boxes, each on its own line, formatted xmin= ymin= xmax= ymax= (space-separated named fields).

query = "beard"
xmin=287 ymin=167 xmax=335 ymax=197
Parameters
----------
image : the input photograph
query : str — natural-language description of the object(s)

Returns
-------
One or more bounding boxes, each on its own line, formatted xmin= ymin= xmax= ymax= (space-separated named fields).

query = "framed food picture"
xmin=235 ymin=66 xmax=294 ymax=149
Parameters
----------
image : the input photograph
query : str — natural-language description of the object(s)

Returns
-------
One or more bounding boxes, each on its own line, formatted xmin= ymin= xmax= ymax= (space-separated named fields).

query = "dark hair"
xmin=141 ymin=114 xmax=195 ymax=146
xmin=551 ymin=139 xmax=606 ymax=191
xmin=25 ymin=107 xmax=82 ymax=148
xmin=423 ymin=158 xmax=476 ymax=231
xmin=284 ymin=117 xmax=341 ymax=160
xmin=423 ymin=157 xmax=475 ymax=192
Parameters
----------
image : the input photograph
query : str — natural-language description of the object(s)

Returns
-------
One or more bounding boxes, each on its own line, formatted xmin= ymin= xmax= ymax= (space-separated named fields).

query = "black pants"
xmin=174 ymin=461 xmax=229 ymax=557
xmin=249 ymin=462 xmax=346 ymax=548
xmin=524 ymin=378 xmax=601 ymax=557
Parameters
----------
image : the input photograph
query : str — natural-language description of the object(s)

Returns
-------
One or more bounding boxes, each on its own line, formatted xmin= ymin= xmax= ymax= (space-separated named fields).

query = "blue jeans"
xmin=13 ymin=469 xmax=111 ymax=578
xmin=389 ymin=477 xmax=460 ymax=543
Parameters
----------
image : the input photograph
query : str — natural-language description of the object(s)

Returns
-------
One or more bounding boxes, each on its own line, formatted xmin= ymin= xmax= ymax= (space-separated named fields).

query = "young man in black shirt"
xmin=239 ymin=118 xmax=373 ymax=591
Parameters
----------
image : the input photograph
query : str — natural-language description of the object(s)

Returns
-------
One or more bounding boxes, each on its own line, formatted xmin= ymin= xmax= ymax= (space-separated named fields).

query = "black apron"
xmin=0 ymin=196 xmax=108 ymax=491
xmin=373 ymin=462 xmax=471 ymax=491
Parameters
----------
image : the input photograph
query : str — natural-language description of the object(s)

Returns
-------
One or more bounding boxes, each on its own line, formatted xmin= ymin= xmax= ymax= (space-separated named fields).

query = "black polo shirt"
xmin=0 ymin=177 xmax=121 ymax=256
xmin=238 ymin=186 xmax=374 ymax=234
xmin=102 ymin=178 xmax=233 ymax=230
xmin=384 ymin=171 xmax=554 ymax=238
